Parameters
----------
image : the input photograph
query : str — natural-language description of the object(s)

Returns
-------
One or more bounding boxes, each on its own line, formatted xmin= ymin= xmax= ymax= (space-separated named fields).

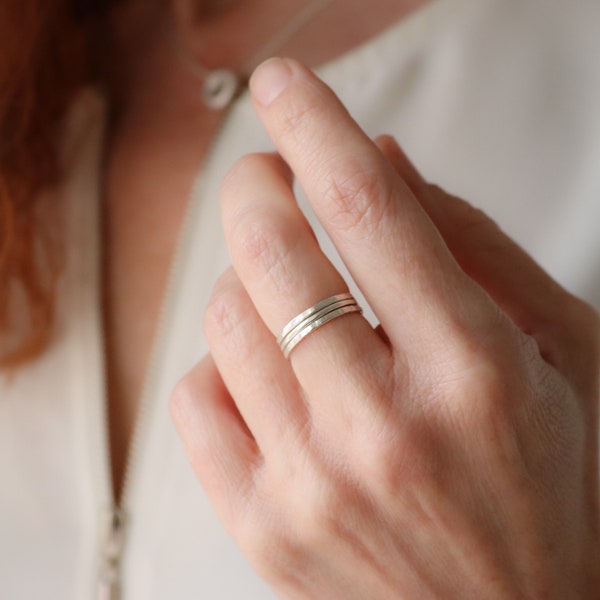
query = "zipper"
xmin=94 ymin=97 xmax=242 ymax=599
xmin=97 ymin=507 xmax=126 ymax=600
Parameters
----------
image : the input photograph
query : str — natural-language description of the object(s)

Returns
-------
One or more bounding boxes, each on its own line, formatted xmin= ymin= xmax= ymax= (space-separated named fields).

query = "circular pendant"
xmin=202 ymin=69 xmax=240 ymax=110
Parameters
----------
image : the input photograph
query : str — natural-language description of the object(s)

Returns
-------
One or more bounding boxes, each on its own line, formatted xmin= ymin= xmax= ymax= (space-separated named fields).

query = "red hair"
xmin=0 ymin=1 xmax=91 ymax=368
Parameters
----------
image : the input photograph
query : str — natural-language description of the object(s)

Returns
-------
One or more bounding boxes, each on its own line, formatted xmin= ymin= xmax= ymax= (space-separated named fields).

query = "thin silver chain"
xmin=243 ymin=0 xmax=336 ymax=71
xmin=174 ymin=0 xmax=336 ymax=108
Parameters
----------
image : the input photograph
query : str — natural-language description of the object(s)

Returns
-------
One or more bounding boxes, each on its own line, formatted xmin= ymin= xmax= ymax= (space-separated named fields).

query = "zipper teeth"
xmin=114 ymin=99 xmax=242 ymax=512
xmin=243 ymin=0 xmax=336 ymax=71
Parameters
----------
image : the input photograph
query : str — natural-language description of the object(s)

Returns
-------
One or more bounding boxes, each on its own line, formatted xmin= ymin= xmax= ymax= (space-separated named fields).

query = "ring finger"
xmin=220 ymin=152 xmax=393 ymax=427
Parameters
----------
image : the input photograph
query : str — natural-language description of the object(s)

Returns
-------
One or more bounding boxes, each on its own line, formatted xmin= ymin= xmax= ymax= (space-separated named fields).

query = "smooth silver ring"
xmin=278 ymin=293 xmax=362 ymax=359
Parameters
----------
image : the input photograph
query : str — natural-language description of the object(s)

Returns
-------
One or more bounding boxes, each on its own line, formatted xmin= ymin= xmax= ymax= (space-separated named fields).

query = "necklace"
xmin=175 ymin=0 xmax=336 ymax=110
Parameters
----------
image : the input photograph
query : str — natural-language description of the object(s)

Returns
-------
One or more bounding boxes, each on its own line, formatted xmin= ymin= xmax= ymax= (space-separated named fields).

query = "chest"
xmin=101 ymin=126 xmax=215 ymax=497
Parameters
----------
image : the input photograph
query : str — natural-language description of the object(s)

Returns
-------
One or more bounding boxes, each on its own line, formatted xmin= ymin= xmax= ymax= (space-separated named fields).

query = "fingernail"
xmin=250 ymin=57 xmax=293 ymax=107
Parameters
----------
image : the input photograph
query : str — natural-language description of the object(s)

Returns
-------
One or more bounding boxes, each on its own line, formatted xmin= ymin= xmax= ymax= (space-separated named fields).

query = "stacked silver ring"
xmin=277 ymin=293 xmax=362 ymax=359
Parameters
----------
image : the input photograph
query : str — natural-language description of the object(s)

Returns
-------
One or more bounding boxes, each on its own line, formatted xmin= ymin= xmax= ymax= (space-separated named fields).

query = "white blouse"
xmin=1 ymin=0 xmax=599 ymax=597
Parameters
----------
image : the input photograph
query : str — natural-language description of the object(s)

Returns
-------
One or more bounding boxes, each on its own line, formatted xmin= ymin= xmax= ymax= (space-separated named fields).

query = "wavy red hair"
xmin=0 ymin=0 xmax=92 ymax=368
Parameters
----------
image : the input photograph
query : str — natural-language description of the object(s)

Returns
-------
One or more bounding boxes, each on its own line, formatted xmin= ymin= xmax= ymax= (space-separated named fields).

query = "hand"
xmin=170 ymin=58 xmax=600 ymax=599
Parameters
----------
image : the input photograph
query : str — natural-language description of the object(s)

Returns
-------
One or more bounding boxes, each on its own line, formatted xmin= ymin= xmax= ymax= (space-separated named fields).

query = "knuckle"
xmin=277 ymin=98 xmax=322 ymax=145
xmin=235 ymin=508 xmax=269 ymax=558
xmin=525 ymin=288 xmax=600 ymax=381
xmin=220 ymin=153 xmax=269 ymax=198
xmin=203 ymin=275 xmax=249 ymax=342
xmin=246 ymin=530 xmax=307 ymax=589
xmin=443 ymin=358 xmax=519 ymax=436
xmin=290 ymin=474 xmax=343 ymax=545
xmin=232 ymin=214 xmax=303 ymax=293
xmin=233 ymin=488 xmax=307 ymax=585
xmin=360 ymin=425 xmax=431 ymax=493
xmin=168 ymin=374 xmax=197 ymax=426
xmin=321 ymin=165 xmax=393 ymax=237
xmin=234 ymin=515 xmax=269 ymax=565
xmin=235 ymin=217 xmax=280 ymax=269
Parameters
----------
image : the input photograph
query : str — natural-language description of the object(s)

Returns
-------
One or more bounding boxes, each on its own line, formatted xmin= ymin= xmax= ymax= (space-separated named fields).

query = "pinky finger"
xmin=170 ymin=354 xmax=260 ymax=526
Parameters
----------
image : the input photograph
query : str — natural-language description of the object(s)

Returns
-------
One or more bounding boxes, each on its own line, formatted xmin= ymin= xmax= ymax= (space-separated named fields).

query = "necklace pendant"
xmin=202 ymin=69 xmax=240 ymax=110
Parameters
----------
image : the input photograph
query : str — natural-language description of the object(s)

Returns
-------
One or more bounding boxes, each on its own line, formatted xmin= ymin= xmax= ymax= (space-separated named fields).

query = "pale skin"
xmin=103 ymin=0 xmax=600 ymax=597
xmin=103 ymin=0 xmax=417 ymax=495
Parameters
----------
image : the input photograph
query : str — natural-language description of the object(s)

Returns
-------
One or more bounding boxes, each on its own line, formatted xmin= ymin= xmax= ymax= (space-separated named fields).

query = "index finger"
xmin=248 ymin=58 xmax=497 ymax=354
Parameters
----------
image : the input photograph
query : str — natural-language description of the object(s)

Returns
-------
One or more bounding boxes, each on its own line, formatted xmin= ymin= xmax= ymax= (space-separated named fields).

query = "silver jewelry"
xmin=278 ymin=293 xmax=362 ymax=359
xmin=175 ymin=0 xmax=337 ymax=110
xmin=201 ymin=69 xmax=241 ymax=110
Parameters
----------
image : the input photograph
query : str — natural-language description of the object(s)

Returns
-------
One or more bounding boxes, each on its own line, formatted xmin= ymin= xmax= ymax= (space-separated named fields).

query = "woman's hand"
xmin=170 ymin=58 xmax=600 ymax=598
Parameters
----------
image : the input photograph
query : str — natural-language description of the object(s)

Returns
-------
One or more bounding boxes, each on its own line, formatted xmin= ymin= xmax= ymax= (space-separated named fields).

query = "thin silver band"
xmin=277 ymin=293 xmax=354 ymax=344
xmin=278 ymin=294 xmax=362 ymax=359
xmin=279 ymin=298 xmax=358 ymax=354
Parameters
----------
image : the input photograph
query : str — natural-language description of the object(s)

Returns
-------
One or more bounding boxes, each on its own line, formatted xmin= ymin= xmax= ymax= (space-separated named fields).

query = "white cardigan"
xmin=2 ymin=0 xmax=600 ymax=597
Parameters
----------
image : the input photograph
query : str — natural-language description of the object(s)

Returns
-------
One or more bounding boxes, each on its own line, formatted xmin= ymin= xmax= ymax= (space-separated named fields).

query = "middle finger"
xmin=248 ymin=58 xmax=499 ymax=359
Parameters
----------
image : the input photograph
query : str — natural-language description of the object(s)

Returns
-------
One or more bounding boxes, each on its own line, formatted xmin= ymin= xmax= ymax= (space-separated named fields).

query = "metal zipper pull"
xmin=97 ymin=507 xmax=126 ymax=600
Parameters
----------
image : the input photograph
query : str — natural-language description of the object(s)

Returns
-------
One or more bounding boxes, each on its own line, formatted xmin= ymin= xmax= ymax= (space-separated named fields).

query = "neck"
xmin=106 ymin=0 xmax=426 ymax=123
xmin=103 ymin=0 xmax=428 ymax=174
